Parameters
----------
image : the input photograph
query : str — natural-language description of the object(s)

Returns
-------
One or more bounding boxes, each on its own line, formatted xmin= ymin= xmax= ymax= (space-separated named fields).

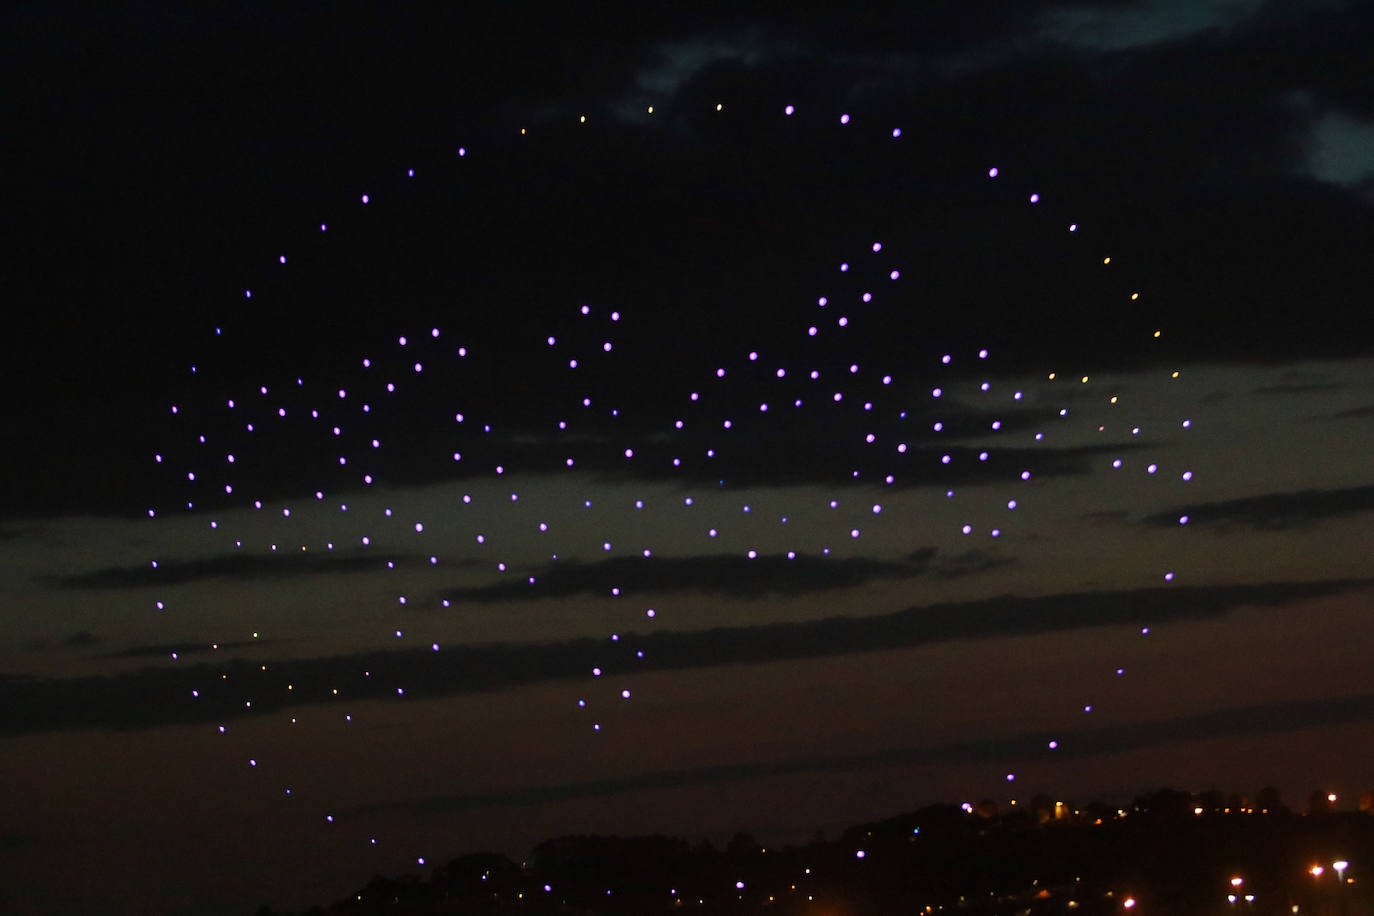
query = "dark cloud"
xmin=1334 ymin=404 xmax=1374 ymax=419
xmin=927 ymin=549 xmax=1009 ymax=580
xmin=619 ymin=442 xmax=1136 ymax=493
xmin=346 ymin=688 xmax=1374 ymax=818
xmin=0 ymin=830 xmax=29 ymax=851
xmin=101 ymin=638 xmax=273 ymax=660
xmin=1252 ymin=381 xmax=1347 ymax=395
xmin=41 ymin=551 xmax=435 ymax=590
xmin=4 ymin=576 xmax=1366 ymax=738
xmin=437 ymin=549 xmax=1003 ymax=604
xmin=62 ymin=631 xmax=101 ymax=649
xmin=1143 ymin=483 xmax=1374 ymax=531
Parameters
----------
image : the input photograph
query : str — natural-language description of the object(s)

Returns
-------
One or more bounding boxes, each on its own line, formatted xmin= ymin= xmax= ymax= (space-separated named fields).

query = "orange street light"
xmin=1310 ymin=865 xmax=1325 ymax=878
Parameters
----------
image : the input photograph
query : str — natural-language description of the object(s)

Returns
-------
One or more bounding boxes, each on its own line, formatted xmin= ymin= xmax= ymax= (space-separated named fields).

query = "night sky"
xmin=3 ymin=2 xmax=1374 ymax=913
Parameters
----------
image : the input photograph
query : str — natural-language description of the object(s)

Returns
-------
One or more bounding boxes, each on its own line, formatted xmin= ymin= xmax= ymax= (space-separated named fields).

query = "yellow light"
xmin=1328 ymin=793 xmax=1338 ymax=803
xmin=1110 ymin=396 xmax=1118 ymax=404
xmin=1311 ymin=865 xmax=1325 ymax=877
xmin=716 ymin=103 xmax=723 ymax=111
xmin=1123 ymin=897 xmax=1136 ymax=908
xmin=647 ymin=106 xmax=654 ymax=114
xmin=579 ymin=115 xmax=586 ymax=123
xmin=520 ymin=127 xmax=526 ymax=135
xmin=1103 ymin=257 xmax=1111 ymax=264
xmin=1130 ymin=292 xmax=1139 ymax=300
xmin=1171 ymin=370 xmax=1180 ymax=378
xmin=1153 ymin=330 xmax=1162 ymax=338
xmin=1081 ymin=375 xmax=1090 ymax=383
xmin=1048 ymin=372 xmax=1057 ymax=380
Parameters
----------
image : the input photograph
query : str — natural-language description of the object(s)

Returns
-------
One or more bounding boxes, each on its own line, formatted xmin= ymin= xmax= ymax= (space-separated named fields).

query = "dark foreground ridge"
xmin=260 ymin=787 xmax=1374 ymax=915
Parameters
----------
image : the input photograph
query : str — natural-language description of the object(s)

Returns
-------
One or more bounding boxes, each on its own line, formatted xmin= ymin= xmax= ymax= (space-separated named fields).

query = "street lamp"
xmin=1332 ymin=860 xmax=1348 ymax=881
xmin=1311 ymin=865 xmax=1325 ymax=878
